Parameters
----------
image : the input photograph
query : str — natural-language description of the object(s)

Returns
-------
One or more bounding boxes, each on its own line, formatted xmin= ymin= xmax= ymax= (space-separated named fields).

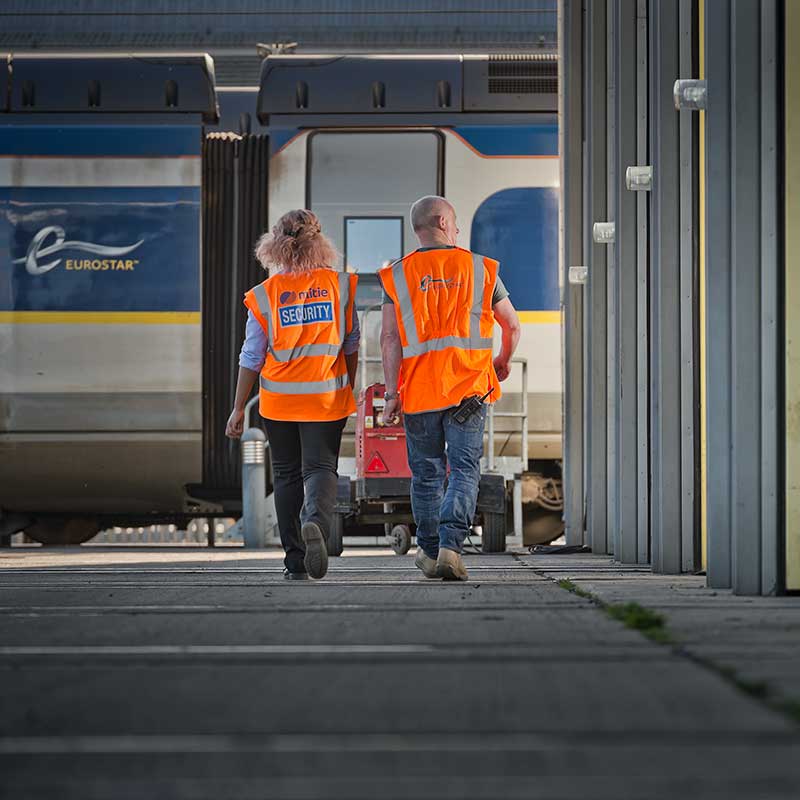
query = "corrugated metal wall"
xmin=561 ymin=0 xmax=784 ymax=595
xmin=703 ymin=0 xmax=779 ymax=595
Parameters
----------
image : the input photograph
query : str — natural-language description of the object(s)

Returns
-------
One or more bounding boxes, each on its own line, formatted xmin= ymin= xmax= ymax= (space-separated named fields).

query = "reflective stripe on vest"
xmin=260 ymin=372 xmax=350 ymax=395
xmin=391 ymin=252 xmax=493 ymax=358
xmin=251 ymin=272 xmax=351 ymax=362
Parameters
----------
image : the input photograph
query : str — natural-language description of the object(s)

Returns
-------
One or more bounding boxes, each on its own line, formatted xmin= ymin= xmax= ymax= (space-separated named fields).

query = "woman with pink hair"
xmin=226 ymin=209 xmax=359 ymax=580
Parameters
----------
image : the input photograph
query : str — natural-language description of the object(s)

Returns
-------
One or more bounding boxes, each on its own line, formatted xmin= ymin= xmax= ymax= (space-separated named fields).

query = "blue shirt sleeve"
xmin=343 ymin=305 xmax=360 ymax=355
xmin=238 ymin=310 xmax=268 ymax=371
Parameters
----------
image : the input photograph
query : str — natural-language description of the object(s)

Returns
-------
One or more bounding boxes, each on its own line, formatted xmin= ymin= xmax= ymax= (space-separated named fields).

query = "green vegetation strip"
xmin=554 ymin=576 xmax=800 ymax=725
xmin=556 ymin=579 xmax=671 ymax=643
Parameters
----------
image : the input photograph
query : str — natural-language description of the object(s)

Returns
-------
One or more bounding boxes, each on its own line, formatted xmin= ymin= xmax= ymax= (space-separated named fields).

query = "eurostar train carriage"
xmin=0 ymin=52 xmax=561 ymax=545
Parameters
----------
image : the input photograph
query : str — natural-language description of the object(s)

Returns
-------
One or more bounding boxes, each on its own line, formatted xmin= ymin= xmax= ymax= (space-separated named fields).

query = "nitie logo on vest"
xmin=278 ymin=286 xmax=333 ymax=327
xmin=13 ymin=226 xmax=144 ymax=276
xmin=419 ymin=274 xmax=462 ymax=292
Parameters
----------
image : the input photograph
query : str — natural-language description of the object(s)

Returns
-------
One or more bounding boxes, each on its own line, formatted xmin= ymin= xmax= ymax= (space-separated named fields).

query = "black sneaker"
xmin=283 ymin=568 xmax=309 ymax=581
xmin=301 ymin=521 xmax=329 ymax=580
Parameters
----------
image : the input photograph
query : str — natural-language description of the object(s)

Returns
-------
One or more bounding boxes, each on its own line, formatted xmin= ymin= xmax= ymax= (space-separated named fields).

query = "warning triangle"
xmin=365 ymin=452 xmax=388 ymax=473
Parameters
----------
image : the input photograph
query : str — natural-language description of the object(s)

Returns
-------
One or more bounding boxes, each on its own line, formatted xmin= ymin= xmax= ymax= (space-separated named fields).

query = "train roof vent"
xmin=463 ymin=53 xmax=557 ymax=113
xmin=487 ymin=54 xmax=558 ymax=95
xmin=258 ymin=55 xmax=463 ymax=122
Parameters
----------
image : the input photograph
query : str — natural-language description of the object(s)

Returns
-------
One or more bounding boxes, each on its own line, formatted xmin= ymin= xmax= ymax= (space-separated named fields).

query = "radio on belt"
xmin=451 ymin=387 xmax=494 ymax=424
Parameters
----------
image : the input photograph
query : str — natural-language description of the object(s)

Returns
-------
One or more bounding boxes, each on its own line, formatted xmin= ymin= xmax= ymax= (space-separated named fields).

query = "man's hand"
xmin=381 ymin=396 xmax=401 ymax=426
xmin=225 ymin=407 xmax=245 ymax=439
xmin=493 ymin=357 xmax=511 ymax=381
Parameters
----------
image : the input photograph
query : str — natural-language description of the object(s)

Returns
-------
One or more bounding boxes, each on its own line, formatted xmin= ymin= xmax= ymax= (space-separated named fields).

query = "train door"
xmin=304 ymin=129 xmax=442 ymax=388
xmin=307 ymin=129 xmax=443 ymax=305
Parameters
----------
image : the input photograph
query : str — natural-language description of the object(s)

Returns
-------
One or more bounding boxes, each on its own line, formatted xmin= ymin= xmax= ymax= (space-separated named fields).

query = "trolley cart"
xmin=332 ymin=382 xmax=511 ymax=555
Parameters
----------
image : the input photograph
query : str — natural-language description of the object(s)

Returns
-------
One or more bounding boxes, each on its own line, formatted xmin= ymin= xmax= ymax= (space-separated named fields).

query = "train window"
xmin=308 ymin=131 xmax=443 ymax=307
xmin=344 ymin=217 xmax=403 ymax=274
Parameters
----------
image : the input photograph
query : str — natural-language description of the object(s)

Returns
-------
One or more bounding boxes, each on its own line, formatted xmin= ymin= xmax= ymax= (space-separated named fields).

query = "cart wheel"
xmin=389 ymin=524 xmax=412 ymax=555
xmin=328 ymin=514 xmax=344 ymax=557
xmin=482 ymin=512 xmax=507 ymax=553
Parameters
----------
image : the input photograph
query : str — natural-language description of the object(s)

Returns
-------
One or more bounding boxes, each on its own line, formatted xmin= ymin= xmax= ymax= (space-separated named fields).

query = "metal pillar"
xmin=635 ymin=0 xmax=650 ymax=565
xmin=606 ymin=0 xmax=618 ymax=557
xmin=786 ymin=0 xmax=800 ymax=593
xmin=704 ymin=0 xmax=779 ymax=594
xmin=678 ymin=0 xmax=700 ymax=573
xmin=704 ymin=0 xmax=733 ymax=588
xmin=560 ymin=0 xmax=585 ymax=546
xmin=585 ymin=0 xmax=609 ymax=555
xmin=757 ymin=0 xmax=778 ymax=595
xmin=612 ymin=0 xmax=642 ymax=563
xmin=240 ymin=397 xmax=267 ymax=549
xmin=648 ymin=0 xmax=683 ymax=573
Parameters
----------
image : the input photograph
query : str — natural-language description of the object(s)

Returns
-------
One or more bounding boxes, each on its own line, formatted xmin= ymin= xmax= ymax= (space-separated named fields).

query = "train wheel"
xmin=328 ymin=514 xmax=344 ymax=557
xmin=482 ymin=512 xmax=507 ymax=553
xmin=25 ymin=517 xmax=99 ymax=546
xmin=389 ymin=524 xmax=412 ymax=555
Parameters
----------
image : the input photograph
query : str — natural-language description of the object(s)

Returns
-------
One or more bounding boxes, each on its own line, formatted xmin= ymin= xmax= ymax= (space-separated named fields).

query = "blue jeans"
xmin=404 ymin=404 xmax=487 ymax=558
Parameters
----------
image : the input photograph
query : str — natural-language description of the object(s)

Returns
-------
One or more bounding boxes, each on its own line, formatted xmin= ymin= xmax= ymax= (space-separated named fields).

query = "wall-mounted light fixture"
xmin=592 ymin=222 xmax=615 ymax=244
xmin=568 ymin=266 xmax=588 ymax=285
xmin=626 ymin=165 xmax=653 ymax=191
xmin=673 ymin=79 xmax=707 ymax=111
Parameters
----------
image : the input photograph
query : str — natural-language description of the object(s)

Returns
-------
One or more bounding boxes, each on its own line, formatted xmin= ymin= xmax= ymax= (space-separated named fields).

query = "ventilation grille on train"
xmin=488 ymin=55 xmax=558 ymax=95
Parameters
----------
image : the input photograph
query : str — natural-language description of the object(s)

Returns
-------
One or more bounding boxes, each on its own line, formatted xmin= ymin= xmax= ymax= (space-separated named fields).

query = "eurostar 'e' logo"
xmin=13 ymin=225 xmax=144 ymax=276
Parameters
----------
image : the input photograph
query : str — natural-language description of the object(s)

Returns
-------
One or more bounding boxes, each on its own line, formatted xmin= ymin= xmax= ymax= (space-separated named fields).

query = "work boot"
xmin=302 ymin=521 xmax=329 ymax=580
xmin=414 ymin=547 xmax=439 ymax=579
xmin=436 ymin=548 xmax=468 ymax=582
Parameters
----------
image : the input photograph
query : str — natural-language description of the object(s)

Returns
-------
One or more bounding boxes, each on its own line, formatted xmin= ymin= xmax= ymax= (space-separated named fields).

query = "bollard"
xmin=241 ymin=427 xmax=267 ymax=548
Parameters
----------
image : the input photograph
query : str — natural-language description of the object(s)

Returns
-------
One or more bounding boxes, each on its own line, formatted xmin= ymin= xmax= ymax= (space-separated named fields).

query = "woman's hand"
xmin=226 ymin=408 xmax=245 ymax=439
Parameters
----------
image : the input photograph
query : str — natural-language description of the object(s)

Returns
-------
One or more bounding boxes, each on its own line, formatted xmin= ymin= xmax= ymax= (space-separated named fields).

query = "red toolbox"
xmin=355 ymin=383 xmax=411 ymax=482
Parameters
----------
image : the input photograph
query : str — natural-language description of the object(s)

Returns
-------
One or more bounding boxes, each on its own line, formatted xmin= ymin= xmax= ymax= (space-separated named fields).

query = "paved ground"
xmin=1 ymin=547 xmax=799 ymax=799
xmin=522 ymin=552 xmax=800 ymax=723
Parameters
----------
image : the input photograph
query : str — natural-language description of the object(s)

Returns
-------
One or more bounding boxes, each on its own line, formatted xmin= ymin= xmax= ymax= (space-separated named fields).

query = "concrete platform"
xmin=522 ymin=552 xmax=800 ymax=714
xmin=1 ymin=547 xmax=799 ymax=799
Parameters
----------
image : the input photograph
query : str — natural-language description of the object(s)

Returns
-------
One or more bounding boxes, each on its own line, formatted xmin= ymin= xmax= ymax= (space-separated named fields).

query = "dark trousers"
xmin=263 ymin=417 xmax=347 ymax=573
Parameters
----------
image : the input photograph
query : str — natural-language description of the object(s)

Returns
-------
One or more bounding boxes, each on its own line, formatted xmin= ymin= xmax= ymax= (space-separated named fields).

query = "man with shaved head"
xmin=379 ymin=196 xmax=520 ymax=581
xmin=409 ymin=195 xmax=455 ymax=233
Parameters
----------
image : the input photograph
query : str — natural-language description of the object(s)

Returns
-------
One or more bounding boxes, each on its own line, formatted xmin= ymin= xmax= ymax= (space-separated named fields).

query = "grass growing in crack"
xmin=605 ymin=602 xmax=672 ymax=644
xmin=555 ymin=580 xmax=672 ymax=644
xmin=780 ymin=700 xmax=800 ymax=725
xmin=556 ymin=578 xmax=593 ymax=599
xmin=552 ymin=574 xmax=800 ymax=727
xmin=715 ymin=665 xmax=770 ymax=700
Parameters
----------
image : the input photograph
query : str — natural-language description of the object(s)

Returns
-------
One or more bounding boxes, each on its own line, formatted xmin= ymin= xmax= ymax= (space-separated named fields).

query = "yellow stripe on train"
xmin=517 ymin=311 xmax=562 ymax=324
xmin=1 ymin=310 xmax=559 ymax=325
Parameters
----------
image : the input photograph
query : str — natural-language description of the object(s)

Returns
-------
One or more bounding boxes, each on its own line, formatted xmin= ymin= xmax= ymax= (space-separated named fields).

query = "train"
xmin=0 ymin=52 xmax=561 ymax=545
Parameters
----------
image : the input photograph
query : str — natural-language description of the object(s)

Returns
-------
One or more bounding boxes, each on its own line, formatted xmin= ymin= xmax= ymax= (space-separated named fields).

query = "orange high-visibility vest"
xmin=378 ymin=247 xmax=500 ymax=415
xmin=244 ymin=268 xmax=358 ymax=422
